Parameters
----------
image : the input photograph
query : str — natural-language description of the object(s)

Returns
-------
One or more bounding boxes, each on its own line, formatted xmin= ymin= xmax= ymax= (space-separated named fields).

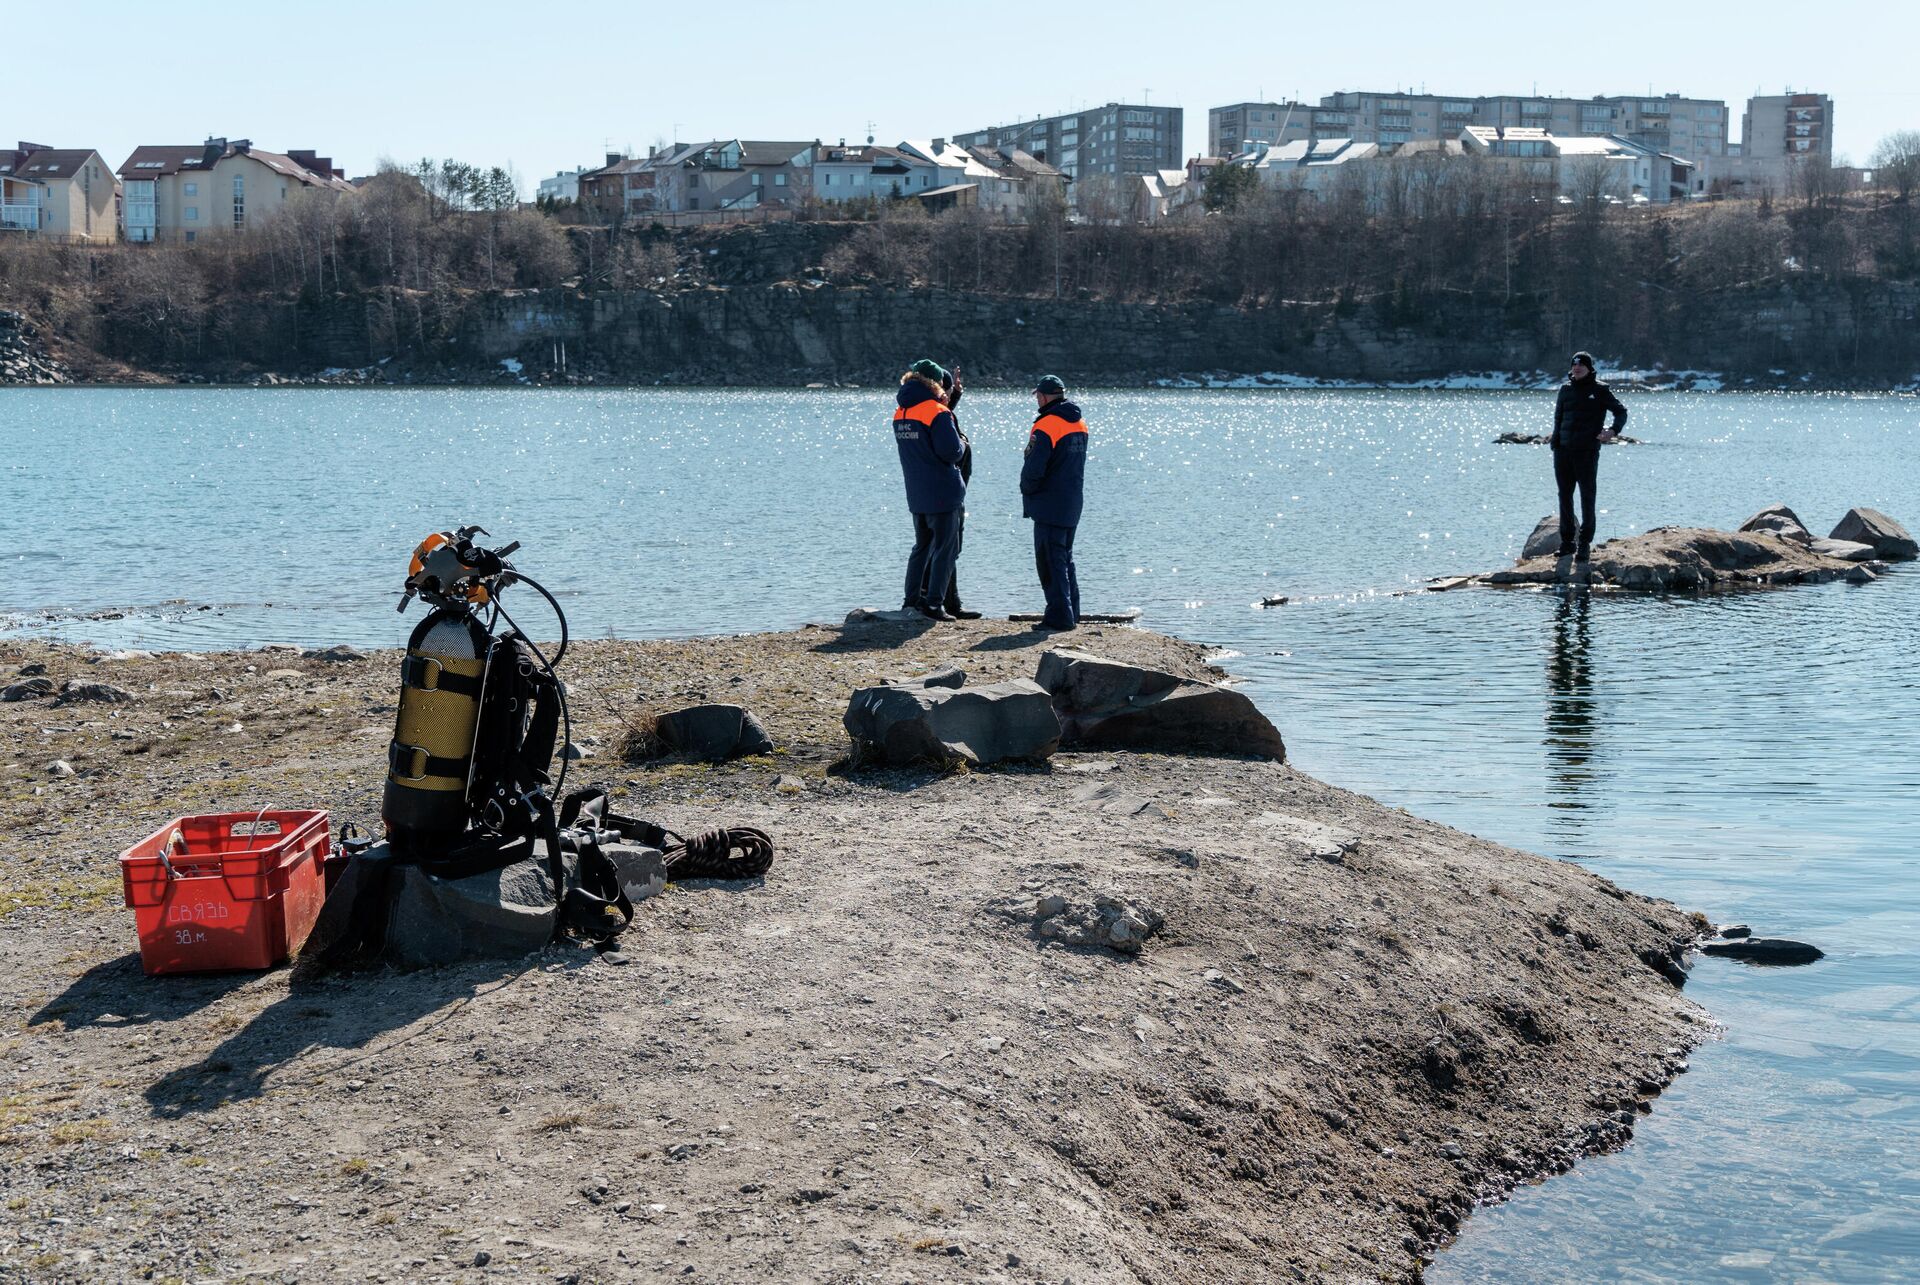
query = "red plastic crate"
xmin=120 ymin=810 xmax=330 ymax=975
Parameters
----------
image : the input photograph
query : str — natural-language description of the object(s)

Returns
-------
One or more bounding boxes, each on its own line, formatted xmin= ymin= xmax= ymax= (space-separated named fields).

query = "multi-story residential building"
xmin=1209 ymin=103 xmax=1316 ymax=155
xmin=578 ymin=141 xmax=816 ymax=220
xmin=536 ymin=167 xmax=588 ymax=203
xmin=1212 ymin=92 xmax=1729 ymax=166
xmin=1241 ymin=137 xmax=1382 ymax=195
xmin=1460 ymin=126 xmax=1693 ymax=202
xmin=0 ymin=143 xmax=117 ymax=242
xmin=117 ymin=138 xmax=351 ymax=243
xmin=950 ymin=103 xmax=1182 ymax=187
xmin=1704 ymin=92 xmax=1836 ymax=195
xmin=813 ymin=143 xmax=934 ymax=201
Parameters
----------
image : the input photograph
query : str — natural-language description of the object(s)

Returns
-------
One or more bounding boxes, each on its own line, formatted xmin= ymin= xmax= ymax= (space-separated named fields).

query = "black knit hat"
xmin=1034 ymin=374 xmax=1066 ymax=395
xmin=1570 ymin=351 xmax=1596 ymax=370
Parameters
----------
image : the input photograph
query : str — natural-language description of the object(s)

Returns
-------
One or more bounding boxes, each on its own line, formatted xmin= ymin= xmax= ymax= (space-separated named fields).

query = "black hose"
xmin=493 ymin=595 xmax=573 ymax=799
xmin=513 ymin=572 xmax=570 ymax=668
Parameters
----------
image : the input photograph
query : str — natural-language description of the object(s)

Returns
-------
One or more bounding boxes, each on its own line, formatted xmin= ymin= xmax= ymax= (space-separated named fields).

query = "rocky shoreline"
xmin=1 ymin=621 xmax=1712 ymax=1282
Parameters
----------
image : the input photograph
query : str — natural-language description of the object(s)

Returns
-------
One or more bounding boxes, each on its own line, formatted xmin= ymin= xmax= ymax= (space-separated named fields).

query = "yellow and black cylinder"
xmin=382 ymin=609 xmax=491 ymax=852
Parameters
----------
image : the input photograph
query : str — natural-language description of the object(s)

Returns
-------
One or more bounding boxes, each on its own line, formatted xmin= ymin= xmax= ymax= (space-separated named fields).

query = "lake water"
xmin=3 ymin=387 xmax=1916 ymax=1282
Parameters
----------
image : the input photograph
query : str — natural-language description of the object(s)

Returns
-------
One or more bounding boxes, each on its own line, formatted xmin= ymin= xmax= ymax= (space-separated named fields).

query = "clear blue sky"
xmin=13 ymin=0 xmax=1914 ymax=191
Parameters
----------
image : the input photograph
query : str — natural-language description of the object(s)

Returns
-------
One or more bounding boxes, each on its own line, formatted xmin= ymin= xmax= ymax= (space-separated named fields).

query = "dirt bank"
xmin=0 ymin=620 xmax=1707 ymax=1283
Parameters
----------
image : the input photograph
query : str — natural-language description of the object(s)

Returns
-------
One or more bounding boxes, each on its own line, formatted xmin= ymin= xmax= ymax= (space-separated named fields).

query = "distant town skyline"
xmin=9 ymin=0 xmax=1912 ymax=195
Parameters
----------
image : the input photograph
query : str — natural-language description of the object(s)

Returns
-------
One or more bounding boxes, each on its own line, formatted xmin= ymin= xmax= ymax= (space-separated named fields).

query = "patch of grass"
xmin=49 ymin=1118 xmax=115 ymax=1145
xmin=5 ymin=1196 xmax=26 ymax=1211
xmin=535 ymin=1112 xmax=584 ymax=1133
xmin=339 ymin=1157 xmax=369 ymax=1176
xmin=182 ymin=1156 xmax=209 ymax=1169
xmin=29 ymin=1254 xmax=60 ymax=1271
xmin=0 ymin=873 xmax=121 ymax=915
xmin=911 ymin=1237 xmax=947 ymax=1252
xmin=616 ymin=712 xmax=665 ymax=763
xmin=374 ymin=1210 xmax=396 ymax=1226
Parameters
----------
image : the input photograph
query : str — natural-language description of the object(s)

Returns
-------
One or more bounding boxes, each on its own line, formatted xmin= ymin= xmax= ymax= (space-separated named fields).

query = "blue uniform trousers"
xmin=1032 ymin=521 xmax=1080 ymax=628
xmin=904 ymin=509 xmax=962 ymax=611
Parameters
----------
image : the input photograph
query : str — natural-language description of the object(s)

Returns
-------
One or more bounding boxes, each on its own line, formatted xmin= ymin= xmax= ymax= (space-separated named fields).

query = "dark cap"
xmin=1034 ymin=374 xmax=1066 ymax=395
xmin=910 ymin=358 xmax=948 ymax=383
xmin=1570 ymin=351 xmax=1596 ymax=369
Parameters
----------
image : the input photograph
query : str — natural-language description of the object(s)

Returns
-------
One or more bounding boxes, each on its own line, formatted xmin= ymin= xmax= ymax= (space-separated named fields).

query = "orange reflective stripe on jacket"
xmin=1033 ymin=413 xmax=1087 ymax=447
xmin=894 ymin=400 xmax=945 ymax=428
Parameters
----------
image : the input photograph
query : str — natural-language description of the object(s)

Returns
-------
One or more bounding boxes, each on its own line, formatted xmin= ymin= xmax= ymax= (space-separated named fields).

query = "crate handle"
xmin=233 ymin=804 xmax=281 ymax=851
xmin=158 ymin=827 xmax=187 ymax=882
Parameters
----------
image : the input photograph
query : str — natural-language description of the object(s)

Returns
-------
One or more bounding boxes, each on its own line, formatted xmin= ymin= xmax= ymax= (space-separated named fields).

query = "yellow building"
xmin=117 ymin=137 xmax=352 ymax=244
xmin=0 ymin=142 xmax=118 ymax=242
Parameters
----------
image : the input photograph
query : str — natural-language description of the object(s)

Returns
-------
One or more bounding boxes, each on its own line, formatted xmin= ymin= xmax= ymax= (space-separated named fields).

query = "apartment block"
xmin=1210 ymin=92 xmax=1728 ymax=162
xmin=950 ymin=103 xmax=1182 ymax=184
xmin=1704 ymin=93 xmax=1834 ymax=195
xmin=117 ymin=138 xmax=351 ymax=244
xmin=0 ymin=142 xmax=117 ymax=242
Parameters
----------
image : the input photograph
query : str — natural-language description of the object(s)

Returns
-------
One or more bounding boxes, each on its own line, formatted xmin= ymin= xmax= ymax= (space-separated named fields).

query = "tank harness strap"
xmin=388 ymin=740 xmax=470 ymax=782
xmin=401 ymin=654 xmax=484 ymax=698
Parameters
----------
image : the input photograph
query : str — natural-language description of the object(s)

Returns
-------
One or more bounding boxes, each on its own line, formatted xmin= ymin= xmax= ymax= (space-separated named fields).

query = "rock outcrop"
xmin=1481 ymin=525 xmax=1892 ymax=593
xmin=1828 ymin=507 xmax=1917 ymax=560
xmin=1737 ymin=504 xmax=1813 ymax=545
xmin=843 ymin=678 xmax=1061 ymax=767
xmin=0 ymin=311 xmax=71 ymax=386
xmin=1034 ymin=649 xmax=1286 ymax=760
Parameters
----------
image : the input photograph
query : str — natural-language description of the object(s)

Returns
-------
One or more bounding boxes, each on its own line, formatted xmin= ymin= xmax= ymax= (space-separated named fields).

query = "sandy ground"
xmin=0 ymin=618 xmax=1708 ymax=1283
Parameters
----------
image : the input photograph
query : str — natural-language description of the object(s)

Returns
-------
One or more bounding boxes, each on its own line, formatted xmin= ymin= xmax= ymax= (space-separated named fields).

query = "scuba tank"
xmin=382 ymin=526 xmax=557 ymax=856
xmin=383 ymin=608 xmax=491 ymax=851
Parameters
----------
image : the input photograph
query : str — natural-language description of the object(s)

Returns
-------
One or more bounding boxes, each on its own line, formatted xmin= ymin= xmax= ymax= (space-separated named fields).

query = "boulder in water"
xmin=1827 ymin=508 xmax=1916 ymax=560
xmin=1700 ymin=937 xmax=1823 ymax=966
xmin=1809 ymin=538 xmax=1877 ymax=562
xmin=1521 ymin=516 xmax=1563 ymax=560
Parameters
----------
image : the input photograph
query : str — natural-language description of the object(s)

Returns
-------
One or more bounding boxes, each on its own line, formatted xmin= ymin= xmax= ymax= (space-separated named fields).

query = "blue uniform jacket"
xmin=1020 ymin=399 xmax=1088 ymax=528
xmin=893 ymin=380 xmax=967 ymax=514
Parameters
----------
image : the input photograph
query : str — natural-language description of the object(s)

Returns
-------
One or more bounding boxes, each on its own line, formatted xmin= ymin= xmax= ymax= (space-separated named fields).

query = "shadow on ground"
xmin=136 ymin=955 xmax=540 ymax=1119
xmin=29 ymin=954 xmax=259 ymax=1029
xmin=806 ymin=619 xmax=935 ymax=653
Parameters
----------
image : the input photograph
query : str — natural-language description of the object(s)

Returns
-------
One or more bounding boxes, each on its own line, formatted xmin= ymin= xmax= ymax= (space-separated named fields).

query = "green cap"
xmin=1034 ymin=374 xmax=1066 ymax=395
xmin=910 ymin=358 xmax=948 ymax=383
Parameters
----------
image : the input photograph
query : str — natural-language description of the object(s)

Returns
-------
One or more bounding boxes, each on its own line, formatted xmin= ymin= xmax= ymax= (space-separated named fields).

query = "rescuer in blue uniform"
xmin=893 ymin=359 xmax=968 ymax=621
xmin=1020 ymin=375 xmax=1088 ymax=631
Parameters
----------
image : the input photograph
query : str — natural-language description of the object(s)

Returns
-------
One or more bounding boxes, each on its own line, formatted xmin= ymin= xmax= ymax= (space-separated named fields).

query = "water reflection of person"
xmin=1545 ymin=592 xmax=1599 ymax=810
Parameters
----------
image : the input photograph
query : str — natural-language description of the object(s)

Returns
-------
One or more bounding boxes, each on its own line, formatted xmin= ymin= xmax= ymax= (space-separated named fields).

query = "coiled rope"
xmin=662 ymin=827 xmax=775 ymax=881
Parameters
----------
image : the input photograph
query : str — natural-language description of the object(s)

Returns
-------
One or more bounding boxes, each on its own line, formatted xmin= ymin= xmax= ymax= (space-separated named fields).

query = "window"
xmin=751 ymin=172 xmax=762 ymax=186
xmin=184 ymin=182 xmax=197 ymax=196
xmin=185 ymin=206 xmax=199 ymax=220
xmin=775 ymin=172 xmax=787 ymax=186
xmin=185 ymin=230 xmax=196 ymax=243
xmin=233 ymin=174 xmax=245 ymax=227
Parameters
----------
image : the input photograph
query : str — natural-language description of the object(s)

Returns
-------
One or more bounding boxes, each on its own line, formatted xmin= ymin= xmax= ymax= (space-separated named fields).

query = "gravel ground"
xmin=0 ymin=618 xmax=1708 ymax=1283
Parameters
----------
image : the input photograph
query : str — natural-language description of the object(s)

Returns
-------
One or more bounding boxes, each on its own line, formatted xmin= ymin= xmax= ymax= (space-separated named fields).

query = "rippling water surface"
xmin=3 ymin=387 xmax=1917 ymax=1281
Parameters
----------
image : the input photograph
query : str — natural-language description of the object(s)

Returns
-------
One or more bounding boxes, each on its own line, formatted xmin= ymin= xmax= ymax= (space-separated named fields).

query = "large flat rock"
xmin=1482 ymin=527 xmax=1885 ymax=592
xmin=1035 ymin=648 xmax=1286 ymax=760
xmin=844 ymin=678 xmax=1061 ymax=767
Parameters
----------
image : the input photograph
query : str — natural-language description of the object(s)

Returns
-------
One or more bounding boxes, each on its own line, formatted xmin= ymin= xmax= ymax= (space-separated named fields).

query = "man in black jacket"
xmin=1551 ymin=351 xmax=1628 ymax=561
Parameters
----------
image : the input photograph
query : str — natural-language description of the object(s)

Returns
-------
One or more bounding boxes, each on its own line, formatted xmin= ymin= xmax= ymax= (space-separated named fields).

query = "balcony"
xmin=0 ymin=201 xmax=41 ymax=231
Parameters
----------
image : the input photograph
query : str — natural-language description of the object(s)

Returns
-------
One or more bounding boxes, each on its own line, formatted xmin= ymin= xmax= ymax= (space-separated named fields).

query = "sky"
xmin=10 ymin=0 xmax=1915 ymax=192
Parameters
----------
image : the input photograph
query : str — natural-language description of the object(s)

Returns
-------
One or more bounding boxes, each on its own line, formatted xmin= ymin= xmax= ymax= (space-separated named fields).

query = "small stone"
xmin=560 ymin=742 xmax=589 ymax=760
xmin=598 ymin=951 xmax=630 ymax=966
xmin=1438 ymin=1141 xmax=1465 ymax=1160
xmin=1258 ymin=594 xmax=1289 ymax=607
xmin=1717 ymin=924 xmax=1751 ymax=939
xmin=47 ymin=760 xmax=75 ymax=778
xmin=305 ymin=644 xmax=368 ymax=663
xmin=1035 ymin=894 xmax=1068 ymax=920
xmin=1203 ymin=968 xmax=1246 ymax=995
xmin=347 ymin=1079 xmax=366 ymax=1092
xmin=2 ymin=678 xmax=54 ymax=702
xmin=264 ymin=668 xmax=304 ymax=680
xmin=472 ymin=1250 xmax=492 ymax=1267
xmin=773 ymin=774 xmax=804 ymax=794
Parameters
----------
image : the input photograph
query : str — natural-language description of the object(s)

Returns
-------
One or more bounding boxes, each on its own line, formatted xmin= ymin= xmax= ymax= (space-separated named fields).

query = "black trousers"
xmin=1032 ymin=521 xmax=1081 ymax=627
xmin=1554 ymin=447 xmax=1600 ymax=548
xmin=903 ymin=509 xmax=962 ymax=610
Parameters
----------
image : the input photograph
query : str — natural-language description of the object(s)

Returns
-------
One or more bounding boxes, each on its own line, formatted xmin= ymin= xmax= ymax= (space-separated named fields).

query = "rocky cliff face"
xmin=233 ymin=274 xmax=1915 ymax=389
xmin=0 ymin=310 xmax=71 ymax=385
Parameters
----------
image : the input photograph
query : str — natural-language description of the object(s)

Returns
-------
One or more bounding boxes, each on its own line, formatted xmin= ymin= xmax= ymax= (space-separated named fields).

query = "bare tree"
xmin=1870 ymin=131 xmax=1920 ymax=203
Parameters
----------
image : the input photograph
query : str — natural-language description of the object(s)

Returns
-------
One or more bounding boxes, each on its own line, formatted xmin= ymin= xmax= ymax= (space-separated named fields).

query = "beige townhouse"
xmin=0 ymin=142 xmax=118 ymax=242
xmin=117 ymin=137 xmax=352 ymax=243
